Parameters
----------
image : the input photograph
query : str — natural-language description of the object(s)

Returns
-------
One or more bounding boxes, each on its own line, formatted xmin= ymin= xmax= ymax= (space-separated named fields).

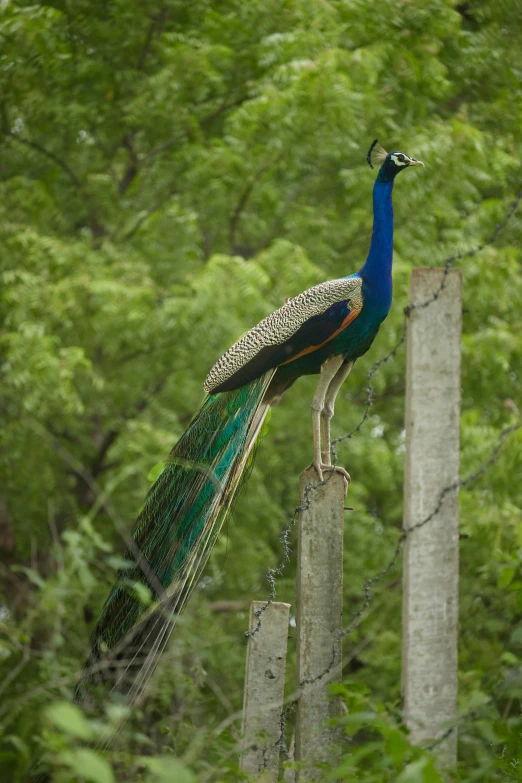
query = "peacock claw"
xmin=309 ymin=462 xmax=351 ymax=488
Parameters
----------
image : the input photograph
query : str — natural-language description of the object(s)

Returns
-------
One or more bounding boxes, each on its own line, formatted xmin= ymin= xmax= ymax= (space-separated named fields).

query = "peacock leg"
xmin=310 ymin=355 xmax=344 ymax=482
xmin=321 ymin=360 xmax=353 ymax=482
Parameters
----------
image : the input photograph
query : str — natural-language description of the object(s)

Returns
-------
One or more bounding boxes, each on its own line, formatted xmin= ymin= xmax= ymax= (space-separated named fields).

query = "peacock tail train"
xmin=76 ymin=369 xmax=275 ymax=706
xmin=75 ymin=143 xmax=423 ymax=723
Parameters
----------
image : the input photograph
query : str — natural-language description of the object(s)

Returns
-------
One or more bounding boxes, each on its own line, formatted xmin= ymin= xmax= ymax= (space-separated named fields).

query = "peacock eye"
xmin=397 ymin=154 xmax=405 ymax=161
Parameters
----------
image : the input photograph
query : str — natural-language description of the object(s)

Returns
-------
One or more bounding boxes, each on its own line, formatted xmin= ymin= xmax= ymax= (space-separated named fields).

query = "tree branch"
xmin=199 ymin=94 xmax=250 ymax=128
xmin=90 ymin=430 xmax=120 ymax=478
xmin=137 ymin=21 xmax=157 ymax=71
xmin=90 ymin=375 xmax=169 ymax=479
xmin=143 ymin=94 xmax=249 ymax=163
xmin=0 ymin=129 xmax=82 ymax=187
xmin=113 ymin=184 xmax=177 ymax=242
xmin=137 ymin=8 xmax=169 ymax=71
xmin=1 ymin=116 xmax=106 ymax=238
xmin=228 ymin=153 xmax=284 ymax=254
xmin=118 ymin=133 xmax=140 ymax=195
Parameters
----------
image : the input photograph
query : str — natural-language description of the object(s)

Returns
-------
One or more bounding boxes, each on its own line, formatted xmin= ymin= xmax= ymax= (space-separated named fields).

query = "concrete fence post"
xmin=402 ymin=267 xmax=462 ymax=766
xmin=240 ymin=600 xmax=291 ymax=779
xmin=295 ymin=469 xmax=346 ymax=781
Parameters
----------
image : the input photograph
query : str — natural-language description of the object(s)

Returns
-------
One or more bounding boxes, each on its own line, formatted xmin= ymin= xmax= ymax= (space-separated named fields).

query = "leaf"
xmin=46 ymin=702 xmax=93 ymax=740
xmin=147 ymin=461 xmax=166 ymax=483
xmin=129 ymin=581 xmax=153 ymax=606
xmin=142 ymin=756 xmax=196 ymax=783
xmin=106 ymin=555 xmax=135 ymax=570
xmin=105 ymin=704 xmax=131 ymax=725
xmin=510 ymin=624 xmax=522 ymax=644
xmin=6 ymin=735 xmax=29 ymax=757
xmin=396 ymin=757 xmax=442 ymax=783
xmin=59 ymin=749 xmax=115 ymax=783
xmin=498 ymin=567 xmax=516 ymax=588
xmin=383 ymin=726 xmax=410 ymax=766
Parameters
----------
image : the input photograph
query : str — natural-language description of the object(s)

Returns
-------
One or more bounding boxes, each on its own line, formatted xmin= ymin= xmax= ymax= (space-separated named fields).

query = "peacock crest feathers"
xmin=367 ymin=139 xmax=388 ymax=170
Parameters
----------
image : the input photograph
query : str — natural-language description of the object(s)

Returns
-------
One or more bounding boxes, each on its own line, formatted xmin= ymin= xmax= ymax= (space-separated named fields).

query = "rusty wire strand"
xmin=268 ymin=420 xmax=521 ymax=754
xmin=268 ymin=182 xmax=522 ymax=752
xmin=246 ymin=470 xmax=338 ymax=638
xmin=332 ymin=180 xmax=522 ymax=452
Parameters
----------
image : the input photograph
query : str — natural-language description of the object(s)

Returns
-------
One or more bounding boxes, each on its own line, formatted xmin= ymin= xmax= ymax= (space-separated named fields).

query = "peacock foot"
xmin=308 ymin=461 xmax=351 ymax=488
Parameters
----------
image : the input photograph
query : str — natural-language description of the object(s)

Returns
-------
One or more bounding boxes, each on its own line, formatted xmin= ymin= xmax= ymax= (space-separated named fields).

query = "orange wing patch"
xmin=280 ymin=305 xmax=362 ymax=366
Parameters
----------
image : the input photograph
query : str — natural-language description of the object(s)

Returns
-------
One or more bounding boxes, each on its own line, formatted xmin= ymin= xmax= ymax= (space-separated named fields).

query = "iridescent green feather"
xmin=77 ymin=371 xmax=274 ymax=704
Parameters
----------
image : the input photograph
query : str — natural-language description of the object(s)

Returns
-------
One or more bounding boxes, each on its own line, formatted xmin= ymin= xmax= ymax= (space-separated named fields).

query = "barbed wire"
xmin=331 ymin=180 xmax=522 ymax=453
xmin=259 ymin=183 xmax=522 ymax=757
xmin=245 ymin=477 xmax=321 ymax=638
xmin=3 ymin=177 xmax=521 ymax=774
xmin=423 ymin=667 xmax=522 ymax=752
xmin=254 ymin=182 xmax=522 ymax=647
xmin=265 ymin=420 xmax=521 ymax=758
xmin=338 ymin=420 xmax=519 ymax=653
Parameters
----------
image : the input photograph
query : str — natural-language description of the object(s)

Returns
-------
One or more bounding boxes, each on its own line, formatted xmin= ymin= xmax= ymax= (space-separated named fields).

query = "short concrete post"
xmin=295 ymin=469 xmax=346 ymax=781
xmin=239 ymin=600 xmax=291 ymax=779
xmin=402 ymin=268 xmax=461 ymax=766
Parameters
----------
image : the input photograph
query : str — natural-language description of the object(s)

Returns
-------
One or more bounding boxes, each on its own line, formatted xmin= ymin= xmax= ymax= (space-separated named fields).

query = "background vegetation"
xmin=1 ymin=0 xmax=522 ymax=780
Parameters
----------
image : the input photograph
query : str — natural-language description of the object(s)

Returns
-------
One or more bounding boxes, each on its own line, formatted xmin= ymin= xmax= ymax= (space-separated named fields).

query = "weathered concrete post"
xmin=240 ymin=600 xmax=291 ymax=779
xmin=295 ymin=469 xmax=346 ymax=781
xmin=402 ymin=267 xmax=462 ymax=766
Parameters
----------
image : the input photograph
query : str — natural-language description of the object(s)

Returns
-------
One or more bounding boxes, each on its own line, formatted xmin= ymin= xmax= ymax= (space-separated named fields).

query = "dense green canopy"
xmin=1 ymin=0 xmax=521 ymax=780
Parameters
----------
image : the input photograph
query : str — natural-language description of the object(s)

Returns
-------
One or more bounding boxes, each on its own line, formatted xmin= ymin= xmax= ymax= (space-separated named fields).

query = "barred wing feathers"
xmin=204 ymin=277 xmax=363 ymax=393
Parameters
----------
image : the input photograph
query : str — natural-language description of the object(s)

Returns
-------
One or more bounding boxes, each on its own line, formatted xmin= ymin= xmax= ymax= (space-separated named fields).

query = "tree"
xmin=1 ymin=0 xmax=521 ymax=779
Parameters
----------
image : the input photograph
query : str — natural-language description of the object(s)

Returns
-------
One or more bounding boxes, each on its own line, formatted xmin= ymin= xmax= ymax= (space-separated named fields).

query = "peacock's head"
xmin=367 ymin=140 xmax=424 ymax=183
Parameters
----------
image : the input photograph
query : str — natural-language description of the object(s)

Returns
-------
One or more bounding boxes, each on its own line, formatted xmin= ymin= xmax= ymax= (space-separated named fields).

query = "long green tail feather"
xmin=76 ymin=371 xmax=274 ymax=706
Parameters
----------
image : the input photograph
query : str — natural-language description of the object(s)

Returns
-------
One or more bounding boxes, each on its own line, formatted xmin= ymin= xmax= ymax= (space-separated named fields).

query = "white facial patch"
xmin=390 ymin=153 xmax=408 ymax=166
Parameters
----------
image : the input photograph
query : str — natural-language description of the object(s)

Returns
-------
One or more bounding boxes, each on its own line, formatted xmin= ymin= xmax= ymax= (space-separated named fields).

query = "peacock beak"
xmin=408 ymin=158 xmax=424 ymax=167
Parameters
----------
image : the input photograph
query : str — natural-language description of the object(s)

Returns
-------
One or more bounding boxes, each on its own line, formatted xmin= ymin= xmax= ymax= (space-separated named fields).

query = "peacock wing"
xmin=204 ymin=276 xmax=363 ymax=393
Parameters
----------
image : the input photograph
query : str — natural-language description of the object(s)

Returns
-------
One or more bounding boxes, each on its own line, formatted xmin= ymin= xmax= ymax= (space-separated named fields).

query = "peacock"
xmin=77 ymin=141 xmax=423 ymax=706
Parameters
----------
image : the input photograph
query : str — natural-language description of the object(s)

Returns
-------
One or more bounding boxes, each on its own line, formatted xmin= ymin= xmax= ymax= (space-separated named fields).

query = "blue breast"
xmin=332 ymin=277 xmax=392 ymax=362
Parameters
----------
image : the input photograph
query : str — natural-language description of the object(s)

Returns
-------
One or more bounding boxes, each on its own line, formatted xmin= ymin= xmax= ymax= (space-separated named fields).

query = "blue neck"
xmin=359 ymin=179 xmax=394 ymax=303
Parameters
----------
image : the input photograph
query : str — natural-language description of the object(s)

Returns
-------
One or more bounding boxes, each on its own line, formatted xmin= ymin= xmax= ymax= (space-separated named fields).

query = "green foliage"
xmin=327 ymin=683 xmax=445 ymax=782
xmin=1 ymin=0 xmax=522 ymax=780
